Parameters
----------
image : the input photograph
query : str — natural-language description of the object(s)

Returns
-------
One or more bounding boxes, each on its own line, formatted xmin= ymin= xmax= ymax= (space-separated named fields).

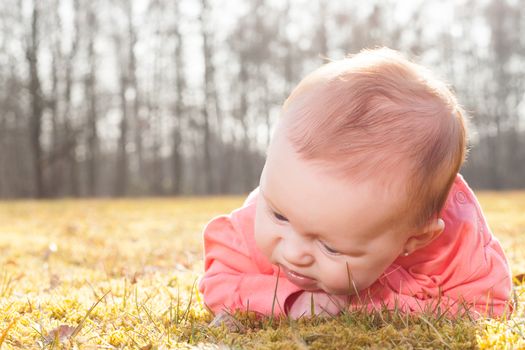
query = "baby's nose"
xmin=282 ymin=234 xmax=314 ymax=267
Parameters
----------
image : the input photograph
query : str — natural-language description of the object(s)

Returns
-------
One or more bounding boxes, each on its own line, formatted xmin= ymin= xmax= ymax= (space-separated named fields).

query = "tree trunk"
xmin=86 ymin=3 xmax=99 ymax=196
xmin=238 ymin=61 xmax=252 ymax=193
xmin=125 ymin=0 xmax=143 ymax=188
xmin=115 ymin=44 xmax=129 ymax=197
xmin=26 ymin=2 xmax=45 ymax=198
xmin=171 ymin=1 xmax=185 ymax=195
xmin=200 ymin=0 xmax=215 ymax=194
xmin=49 ymin=33 xmax=61 ymax=197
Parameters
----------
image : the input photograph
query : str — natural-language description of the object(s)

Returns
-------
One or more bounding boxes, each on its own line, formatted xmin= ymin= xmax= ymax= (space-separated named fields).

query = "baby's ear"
xmin=403 ymin=218 xmax=445 ymax=255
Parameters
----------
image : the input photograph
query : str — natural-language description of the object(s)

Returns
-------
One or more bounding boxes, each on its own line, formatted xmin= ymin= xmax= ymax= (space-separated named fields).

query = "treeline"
xmin=0 ymin=0 xmax=524 ymax=198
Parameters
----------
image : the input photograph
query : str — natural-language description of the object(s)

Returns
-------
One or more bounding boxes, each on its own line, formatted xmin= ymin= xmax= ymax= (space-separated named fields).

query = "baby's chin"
xmin=300 ymin=285 xmax=324 ymax=292
xmin=317 ymin=284 xmax=356 ymax=296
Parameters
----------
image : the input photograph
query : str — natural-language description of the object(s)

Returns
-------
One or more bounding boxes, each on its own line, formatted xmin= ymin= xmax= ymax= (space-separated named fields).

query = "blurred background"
xmin=0 ymin=0 xmax=523 ymax=199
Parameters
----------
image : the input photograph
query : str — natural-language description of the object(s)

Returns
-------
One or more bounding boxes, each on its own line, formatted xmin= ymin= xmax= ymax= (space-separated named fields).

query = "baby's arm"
xmin=198 ymin=215 xmax=302 ymax=317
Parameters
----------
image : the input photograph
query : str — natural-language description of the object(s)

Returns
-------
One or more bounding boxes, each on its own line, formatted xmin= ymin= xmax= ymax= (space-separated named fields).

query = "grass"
xmin=0 ymin=192 xmax=523 ymax=349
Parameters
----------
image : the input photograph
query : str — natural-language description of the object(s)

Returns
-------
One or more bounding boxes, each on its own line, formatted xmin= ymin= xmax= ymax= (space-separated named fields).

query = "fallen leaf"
xmin=49 ymin=274 xmax=60 ymax=290
xmin=513 ymin=273 xmax=525 ymax=284
xmin=5 ymin=259 xmax=17 ymax=266
xmin=64 ymin=224 xmax=80 ymax=236
xmin=43 ymin=325 xmax=75 ymax=345
xmin=131 ymin=271 xmax=139 ymax=284
xmin=209 ymin=312 xmax=246 ymax=333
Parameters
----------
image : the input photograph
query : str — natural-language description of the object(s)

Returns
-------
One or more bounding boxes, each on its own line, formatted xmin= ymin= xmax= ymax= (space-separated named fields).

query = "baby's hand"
xmin=286 ymin=291 xmax=349 ymax=319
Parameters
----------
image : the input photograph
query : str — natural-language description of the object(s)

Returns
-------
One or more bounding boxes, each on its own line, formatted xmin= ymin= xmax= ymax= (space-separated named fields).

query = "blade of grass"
xmin=269 ymin=265 xmax=280 ymax=327
xmin=142 ymin=304 xmax=161 ymax=334
xmin=0 ymin=317 xmax=18 ymax=348
xmin=346 ymin=262 xmax=361 ymax=305
xmin=71 ymin=290 xmax=111 ymax=339
xmin=135 ymin=285 xmax=143 ymax=322
xmin=168 ymin=296 xmax=173 ymax=344
xmin=175 ymin=284 xmax=180 ymax=325
xmin=181 ymin=278 xmax=198 ymax=323
xmin=418 ymin=315 xmax=452 ymax=349
xmin=310 ymin=293 xmax=315 ymax=318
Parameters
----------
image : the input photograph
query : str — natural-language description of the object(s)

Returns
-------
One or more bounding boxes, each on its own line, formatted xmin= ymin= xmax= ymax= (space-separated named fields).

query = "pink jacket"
xmin=198 ymin=174 xmax=514 ymax=319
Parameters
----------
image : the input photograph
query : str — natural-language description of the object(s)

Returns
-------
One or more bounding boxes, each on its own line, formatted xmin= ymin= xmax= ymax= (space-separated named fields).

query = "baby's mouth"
xmin=280 ymin=265 xmax=318 ymax=289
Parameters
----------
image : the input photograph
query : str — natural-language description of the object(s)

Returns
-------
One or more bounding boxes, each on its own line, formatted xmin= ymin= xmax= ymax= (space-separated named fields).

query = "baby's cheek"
xmin=253 ymin=228 xmax=266 ymax=251
xmin=254 ymin=221 xmax=274 ymax=257
xmin=350 ymin=266 xmax=384 ymax=292
xmin=327 ymin=261 xmax=376 ymax=294
xmin=316 ymin=262 xmax=354 ymax=294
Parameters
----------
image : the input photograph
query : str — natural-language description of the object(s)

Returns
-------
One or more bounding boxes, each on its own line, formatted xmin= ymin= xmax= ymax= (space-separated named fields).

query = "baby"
xmin=198 ymin=48 xmax=514 ymax=321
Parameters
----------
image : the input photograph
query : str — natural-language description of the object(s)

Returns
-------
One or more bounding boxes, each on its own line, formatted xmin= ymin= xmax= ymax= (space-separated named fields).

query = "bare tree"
xmin=63 ymin=0 xmax=81 ymax=196
xmin=25 ymin=1 xmax=45 ymax=198
xmin=48 ymin=0 xmax=62 ymax=196
xmin=315 ymin=0 xmax=329 ymax=61
xmin=483 ymin=0 xmax=522 ymax=188
xmin=146 ymin=0 xmax=165 ymax=195
xmin=198 ymin=0 xmax=219 ymax=194
xmin=85 ymin=1 xmax=99 ymax=196
xmin=1 ymin=0 xmax=524 ymax=198
xmin=171 ymin=0 xmax=185 ymax=195
xmin=113 ymin=18 xmax=129 ymax=196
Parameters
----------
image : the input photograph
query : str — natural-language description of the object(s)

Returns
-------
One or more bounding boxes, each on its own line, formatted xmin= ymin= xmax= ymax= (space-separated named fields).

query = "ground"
xmin=0 ymin=192 xmax=523 ymax=349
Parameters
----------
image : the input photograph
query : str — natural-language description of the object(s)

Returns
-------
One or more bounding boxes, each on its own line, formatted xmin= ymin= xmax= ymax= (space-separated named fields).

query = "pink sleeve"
xmin=348 ymin=263 xmax=513 ymax=320
xmin=198 ymin=212 xmax=302 ymax=316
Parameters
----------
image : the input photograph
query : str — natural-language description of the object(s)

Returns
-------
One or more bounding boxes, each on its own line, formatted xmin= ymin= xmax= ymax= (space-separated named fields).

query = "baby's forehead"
xmin=265 ymin=135 xmax=410 ymax=236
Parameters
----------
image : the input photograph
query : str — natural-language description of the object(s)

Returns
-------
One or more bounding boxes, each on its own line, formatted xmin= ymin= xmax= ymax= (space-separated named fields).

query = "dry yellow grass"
xmin=0 ymin=192 xmax=523 ymax=349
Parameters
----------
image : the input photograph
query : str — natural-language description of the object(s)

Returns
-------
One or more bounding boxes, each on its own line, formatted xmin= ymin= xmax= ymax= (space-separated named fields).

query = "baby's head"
xmin=254 ymin=47 xmax=468 ymax=295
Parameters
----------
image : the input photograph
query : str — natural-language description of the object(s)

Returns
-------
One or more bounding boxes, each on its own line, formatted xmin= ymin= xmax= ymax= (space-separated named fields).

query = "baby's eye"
xmin=321 ymin=241 xmax=341 ymax=255
xmin=273 ymin=212 xmax=288 ymax=222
